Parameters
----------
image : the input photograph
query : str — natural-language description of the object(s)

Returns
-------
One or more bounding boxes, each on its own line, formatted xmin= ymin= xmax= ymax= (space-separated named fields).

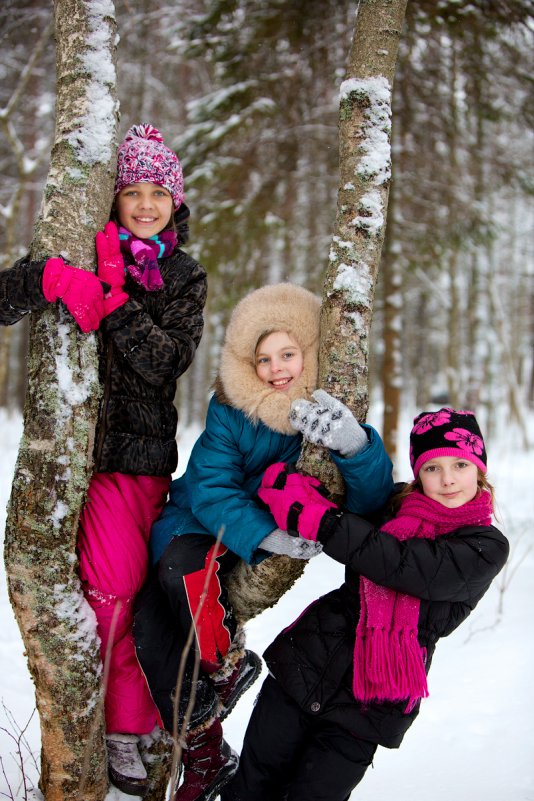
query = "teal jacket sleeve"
xmin=185 ymin=401 xmax=280 ymax=564
xmin=330 ymin=423 xmax=394 ymax=515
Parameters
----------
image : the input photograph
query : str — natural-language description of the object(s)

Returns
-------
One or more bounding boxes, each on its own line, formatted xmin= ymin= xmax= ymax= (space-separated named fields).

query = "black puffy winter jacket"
xmin=0 ymin=246 xmax=207 ymax=476
xmin=263 ymin=497 xmax=509 ymax=749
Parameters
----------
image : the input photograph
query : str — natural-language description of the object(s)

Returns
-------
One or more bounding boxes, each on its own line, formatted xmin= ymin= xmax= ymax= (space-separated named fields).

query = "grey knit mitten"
xmin=290 ymin=389 xmax=368 ymax=458
xmin=258 ymin=529 xmax=323 ymax=560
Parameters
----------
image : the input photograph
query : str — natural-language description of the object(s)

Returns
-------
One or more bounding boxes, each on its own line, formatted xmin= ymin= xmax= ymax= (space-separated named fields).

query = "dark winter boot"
xmin=212 ymin=649 xmax=262 ymax=721
xmin=173 ymin=717 xmax=238 ymax=801
xmin=106 ymin=732 xmax=148 ymax=796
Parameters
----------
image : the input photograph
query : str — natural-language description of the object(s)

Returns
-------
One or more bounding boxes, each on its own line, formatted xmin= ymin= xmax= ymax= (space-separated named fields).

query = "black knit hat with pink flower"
xmin=410 ymin=407 xmax=487 ymax=478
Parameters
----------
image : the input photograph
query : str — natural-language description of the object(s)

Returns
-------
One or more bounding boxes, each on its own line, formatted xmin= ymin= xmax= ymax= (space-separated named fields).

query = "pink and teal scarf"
xmin=119 ymin=226 xmax=177 ymax=291
xmin=353 ymin=489 xmax=492 ymax=711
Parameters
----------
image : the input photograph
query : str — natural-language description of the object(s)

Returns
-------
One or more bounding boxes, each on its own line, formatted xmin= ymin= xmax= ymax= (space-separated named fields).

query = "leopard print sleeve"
xmin=0 ymin=256 xmax=48 ymax=326
xmin=100 ymin=251 xmax=207 ymax=386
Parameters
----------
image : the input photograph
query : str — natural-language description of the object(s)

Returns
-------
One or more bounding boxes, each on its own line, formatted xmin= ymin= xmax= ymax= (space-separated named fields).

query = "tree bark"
xmin=381 ymin=223 xmax=403 ymax=464
xmin=317 ymin=0 xmax=408 ymax=422
xmin=227 ymin=0 xmax=408 ymax=622
xmin=3 ymin=1 xmax=119 ymax=799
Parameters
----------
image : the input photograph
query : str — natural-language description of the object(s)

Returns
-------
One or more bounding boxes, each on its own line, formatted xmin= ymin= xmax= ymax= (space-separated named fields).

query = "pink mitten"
xmin=103 ymin=291 xmax=129 ymax=316
xmin=42 ymin=258 xmax=105 ymax=333
xmin=95 ymin=221 xmax=125 ymax=292
xmin=258 ymin=462 xmax=338 ymax=541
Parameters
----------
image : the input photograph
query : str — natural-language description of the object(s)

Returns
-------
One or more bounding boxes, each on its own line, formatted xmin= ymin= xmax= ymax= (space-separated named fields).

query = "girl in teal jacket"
xmin=134 ymin=283 xmax=394 ymax=801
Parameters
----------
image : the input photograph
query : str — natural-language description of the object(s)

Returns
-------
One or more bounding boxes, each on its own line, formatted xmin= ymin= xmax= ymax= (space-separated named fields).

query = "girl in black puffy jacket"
xmin=222 ymin=405 xmax=509 ymax=801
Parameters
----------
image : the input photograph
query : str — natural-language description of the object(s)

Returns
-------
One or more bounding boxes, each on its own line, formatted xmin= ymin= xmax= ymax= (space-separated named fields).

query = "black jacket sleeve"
xmin=100 ymin=254 xmax=207 ymax=386
xmin=0 ymin=256 xmax=48 ymax=325
xmin=320 ymin=514 xmax=509 ymax=603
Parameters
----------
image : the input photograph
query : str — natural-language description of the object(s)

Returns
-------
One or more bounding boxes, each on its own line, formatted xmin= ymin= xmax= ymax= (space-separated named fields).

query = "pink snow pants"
xmin=77 ymin=471 xmax=170 ymax=735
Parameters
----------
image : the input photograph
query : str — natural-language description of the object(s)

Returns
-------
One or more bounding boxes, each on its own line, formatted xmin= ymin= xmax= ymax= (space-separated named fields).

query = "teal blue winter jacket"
xmin=150 ymin=395 xmax=394 ymax=565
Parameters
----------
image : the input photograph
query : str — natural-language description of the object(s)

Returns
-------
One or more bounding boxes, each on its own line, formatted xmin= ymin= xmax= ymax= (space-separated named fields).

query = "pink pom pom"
xmin=124 ymin=123 xmax=164 ymax=143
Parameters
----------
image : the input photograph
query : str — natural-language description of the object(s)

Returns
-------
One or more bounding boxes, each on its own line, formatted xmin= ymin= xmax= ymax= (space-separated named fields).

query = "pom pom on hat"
xmin=410 ymin=407 xmax=487 ymax=478
xmin=114 ymin=123 xmax=184 ymax=208
xmin=125 ymin=124 xmax=164 ymax=144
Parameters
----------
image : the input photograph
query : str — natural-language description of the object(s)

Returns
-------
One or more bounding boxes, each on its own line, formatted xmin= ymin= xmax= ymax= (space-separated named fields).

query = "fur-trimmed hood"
xmin=217 ymin=283 xmax=321 ymax=434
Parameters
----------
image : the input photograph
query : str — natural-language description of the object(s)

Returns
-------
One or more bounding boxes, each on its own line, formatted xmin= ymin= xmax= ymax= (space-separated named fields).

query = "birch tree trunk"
xmin=3 ymin=1 xmax=119 ymax=798
xmin=227 ymin=0 xmax=408 ymax=622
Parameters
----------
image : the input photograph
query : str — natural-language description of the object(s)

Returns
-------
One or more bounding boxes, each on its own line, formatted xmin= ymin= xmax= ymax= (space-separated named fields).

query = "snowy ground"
xmin=1 ymin=406 xmax=533 ymax=800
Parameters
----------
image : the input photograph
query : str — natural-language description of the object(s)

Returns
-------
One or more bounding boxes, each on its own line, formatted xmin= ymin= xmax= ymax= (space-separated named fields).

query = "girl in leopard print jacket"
xmin=1 ymin=123 xmax=207 ymax=795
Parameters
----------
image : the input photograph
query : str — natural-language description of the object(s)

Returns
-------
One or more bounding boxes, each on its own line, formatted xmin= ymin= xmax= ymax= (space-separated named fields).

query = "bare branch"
xmin=0 ymin=19 xmax=54 ymax=121
xmin=170 ymin=526 xmax=226 ymax=790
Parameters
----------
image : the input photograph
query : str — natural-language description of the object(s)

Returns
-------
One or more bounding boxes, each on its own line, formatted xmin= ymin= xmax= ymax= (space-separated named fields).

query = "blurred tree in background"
xmin=1 ymin=0 xmax=533 ymax=462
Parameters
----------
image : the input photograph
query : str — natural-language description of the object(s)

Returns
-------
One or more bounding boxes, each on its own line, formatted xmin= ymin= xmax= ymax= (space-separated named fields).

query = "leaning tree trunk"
xmin=3 ymin=2 xmax=119 ymax=799
xmin=226 ymin=0 xmax=409 ymax=623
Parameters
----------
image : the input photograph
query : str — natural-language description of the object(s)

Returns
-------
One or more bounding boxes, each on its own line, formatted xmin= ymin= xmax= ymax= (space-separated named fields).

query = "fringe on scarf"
xmin=353 ymin=626 xmax=429 ymax=711
xmin=352 ymin=489 xmax=492 ymax=713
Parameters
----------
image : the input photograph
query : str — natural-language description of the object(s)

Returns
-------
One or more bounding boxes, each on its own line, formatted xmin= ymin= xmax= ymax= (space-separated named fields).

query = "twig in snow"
xmin=0 ymin=703 xmax=38 ymax=800
xmin=170 ymin=526 xmax=226 ymax=794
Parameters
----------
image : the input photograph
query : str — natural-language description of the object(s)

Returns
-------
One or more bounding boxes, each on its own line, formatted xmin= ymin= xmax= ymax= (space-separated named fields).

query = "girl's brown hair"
xmin=392 ymin=468 xmax=496 ymax=513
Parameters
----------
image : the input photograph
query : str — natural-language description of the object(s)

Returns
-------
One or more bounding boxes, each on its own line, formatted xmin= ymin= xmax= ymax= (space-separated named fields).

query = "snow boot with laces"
xmin=173 ymin=717 xmax=238 ymax=801
xmin=212 ymin=648 xmax=262 ymax=721
xmin=106 ymin=732 xmax=148 ymax=796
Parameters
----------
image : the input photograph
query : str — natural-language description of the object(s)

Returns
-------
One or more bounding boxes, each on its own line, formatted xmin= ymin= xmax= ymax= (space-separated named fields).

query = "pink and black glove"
xmin=258 ymin=462 xmax=340 ymax=542
xmin=42 ymin=257 xmax=105 ymax=333
xmin=95 ymin=221 xmax=129 ymax=315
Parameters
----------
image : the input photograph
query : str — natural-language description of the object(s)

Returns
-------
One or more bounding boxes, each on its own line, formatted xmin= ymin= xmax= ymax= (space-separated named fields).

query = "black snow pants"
xmin=220 ymin=675 xmax=377 ymax=801
xmin=133 ymin=533 xmax=239 ymax=732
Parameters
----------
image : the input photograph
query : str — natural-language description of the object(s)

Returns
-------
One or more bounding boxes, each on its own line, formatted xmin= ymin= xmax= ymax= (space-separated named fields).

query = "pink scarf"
xmin=353 ymin=490 xmax=492 ymax=711
xmin=119 ymin=226 xmax=177 ymax=291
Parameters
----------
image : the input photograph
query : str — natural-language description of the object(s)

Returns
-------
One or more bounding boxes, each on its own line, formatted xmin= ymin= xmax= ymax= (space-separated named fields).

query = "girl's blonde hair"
xmin=218 ymin=283 xmax=320 ymax=434
xmin=254 ymin=328 xmax=302 ymax=359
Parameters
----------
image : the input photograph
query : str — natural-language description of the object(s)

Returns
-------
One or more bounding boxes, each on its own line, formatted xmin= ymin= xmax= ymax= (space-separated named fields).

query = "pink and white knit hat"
xmin=410 ymin=407 xmax=487 ymax=478
xmin=114 ymin=124 xmax=184 ymax=208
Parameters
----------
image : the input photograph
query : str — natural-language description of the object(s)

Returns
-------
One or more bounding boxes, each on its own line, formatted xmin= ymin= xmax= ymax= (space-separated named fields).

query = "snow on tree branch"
xmin=65 ymin=0 xmax=118 ymax=165
xmin=340 ymin=76 xmax=392 ymax=185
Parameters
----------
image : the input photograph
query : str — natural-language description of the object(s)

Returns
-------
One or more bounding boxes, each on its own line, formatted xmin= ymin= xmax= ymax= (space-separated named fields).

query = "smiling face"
xmin=255 ymin=331 xmax=304 ymax=392
xmin=115 ymin=182 xmax=174 ymax=238
xmin=418 ymin=455 xmax=479 ymax=508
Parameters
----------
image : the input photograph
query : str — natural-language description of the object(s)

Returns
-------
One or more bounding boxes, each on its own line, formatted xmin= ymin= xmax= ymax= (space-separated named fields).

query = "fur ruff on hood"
xmin=217 ymin=283 xmax=321 ymax=434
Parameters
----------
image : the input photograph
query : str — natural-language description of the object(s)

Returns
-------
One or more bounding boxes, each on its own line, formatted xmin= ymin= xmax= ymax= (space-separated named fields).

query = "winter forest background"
xmin=1 ymin=0 xmax=533 ymax=455
xmin=1 ymin=1 xmax=534 ymax=800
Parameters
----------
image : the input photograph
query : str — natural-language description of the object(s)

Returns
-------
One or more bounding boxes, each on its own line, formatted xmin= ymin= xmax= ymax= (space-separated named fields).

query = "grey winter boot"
xmin=106 ymin=732 xmax=148 ymax=796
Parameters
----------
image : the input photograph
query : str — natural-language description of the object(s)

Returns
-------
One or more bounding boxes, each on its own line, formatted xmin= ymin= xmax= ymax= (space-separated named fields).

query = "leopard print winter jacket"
xmin=0 ymin=255 xmax=48 ymax=324
xmin=1 ymin=250 xmax=207 ymax=475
